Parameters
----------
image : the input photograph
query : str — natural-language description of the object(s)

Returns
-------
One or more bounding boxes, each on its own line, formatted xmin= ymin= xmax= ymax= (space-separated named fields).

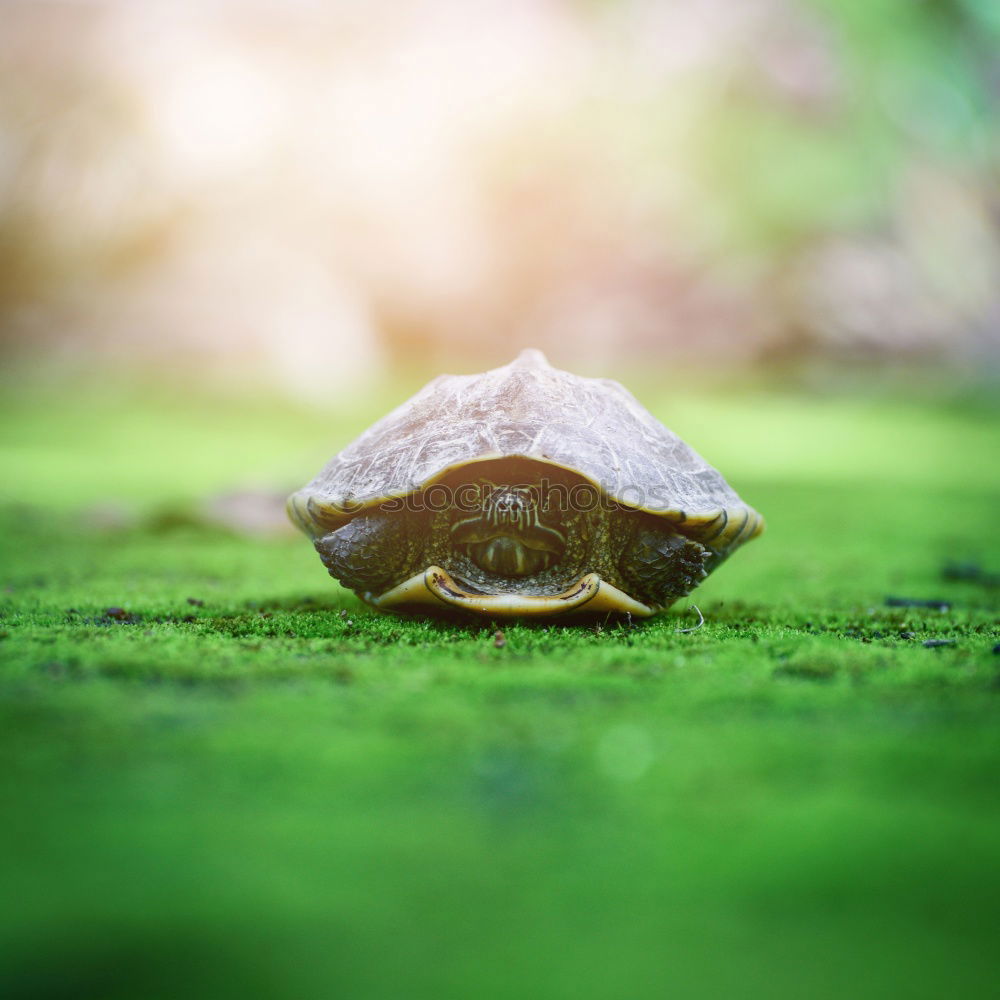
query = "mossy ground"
xmin=1 ymin=372 xmax=999 ymax=999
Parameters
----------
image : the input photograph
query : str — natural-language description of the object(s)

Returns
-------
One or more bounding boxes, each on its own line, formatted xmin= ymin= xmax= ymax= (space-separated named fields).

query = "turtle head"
xmin=449 ymin=484 xmax=565 ymax=577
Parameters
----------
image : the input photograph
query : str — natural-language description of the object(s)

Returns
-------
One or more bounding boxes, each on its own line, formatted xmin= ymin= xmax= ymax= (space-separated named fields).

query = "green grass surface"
xmin=2 ymin=373 xmax=999 ymax=999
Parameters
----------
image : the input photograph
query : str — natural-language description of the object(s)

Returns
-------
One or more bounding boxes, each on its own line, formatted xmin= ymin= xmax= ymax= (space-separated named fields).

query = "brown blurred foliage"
xmin=1 ymin=0 xmax=998 ymax=392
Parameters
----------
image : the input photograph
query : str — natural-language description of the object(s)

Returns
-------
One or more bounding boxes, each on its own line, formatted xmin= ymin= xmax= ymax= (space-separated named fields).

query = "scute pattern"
xmin=313 ymin=511 xmax=411 ymax=595
xmin=621 ymin=525 xmax=710 ymax=608
xmin=290 ymin=350 xmax=760 ymax=552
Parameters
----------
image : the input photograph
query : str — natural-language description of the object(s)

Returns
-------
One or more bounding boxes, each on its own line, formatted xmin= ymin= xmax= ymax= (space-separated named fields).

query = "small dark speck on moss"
xmin=886 ymin=596 xmax=951 ymax=611
xmin=103 ymin=607 xmax=143 ymax=624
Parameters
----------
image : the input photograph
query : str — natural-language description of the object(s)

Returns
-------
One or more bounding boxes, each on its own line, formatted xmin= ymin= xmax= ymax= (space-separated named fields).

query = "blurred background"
xmin=3 ymin=7 xmax=1000 ymax=999
xmin=2 ymin=0 xmax=999 ymax=401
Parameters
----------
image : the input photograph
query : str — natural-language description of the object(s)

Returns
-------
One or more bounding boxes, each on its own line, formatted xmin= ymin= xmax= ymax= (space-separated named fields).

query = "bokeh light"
xmin=1 ymin=0 xmax=997 ymax=394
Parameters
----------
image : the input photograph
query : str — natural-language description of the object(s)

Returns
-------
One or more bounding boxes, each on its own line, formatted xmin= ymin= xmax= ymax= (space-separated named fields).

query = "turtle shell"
xmin=289 ymin=349 xmax=763 ymax=554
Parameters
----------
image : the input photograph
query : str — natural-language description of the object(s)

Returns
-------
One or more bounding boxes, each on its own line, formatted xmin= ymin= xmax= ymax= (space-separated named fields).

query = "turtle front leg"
xmin=619 ymin=521 xmax=713 ymax=609
xmin=314 ymin=510 xmax=415 ymax=597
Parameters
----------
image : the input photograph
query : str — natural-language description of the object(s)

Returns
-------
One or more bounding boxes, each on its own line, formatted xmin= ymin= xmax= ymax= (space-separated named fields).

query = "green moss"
xmin=1 ymin=377 xmax=999 ymax=999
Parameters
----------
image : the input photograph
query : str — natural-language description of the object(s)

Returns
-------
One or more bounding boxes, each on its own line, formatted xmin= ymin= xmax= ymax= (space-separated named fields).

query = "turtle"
xmin=288 ymin=349 xmax=763 ymax=619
